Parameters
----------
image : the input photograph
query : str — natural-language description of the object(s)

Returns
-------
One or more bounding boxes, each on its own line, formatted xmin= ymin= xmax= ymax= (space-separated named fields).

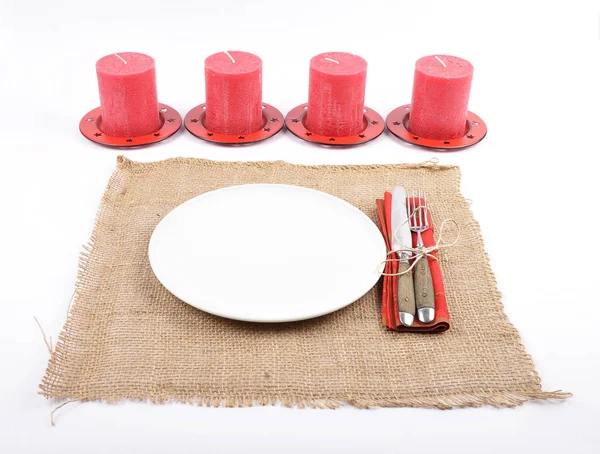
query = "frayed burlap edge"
xmin=39 ymin=156 xmax=571 ymax=412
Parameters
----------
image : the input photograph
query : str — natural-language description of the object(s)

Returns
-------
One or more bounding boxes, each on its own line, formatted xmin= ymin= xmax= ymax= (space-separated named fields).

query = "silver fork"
xmin=408 ymin=190 xmax=435 ymax=323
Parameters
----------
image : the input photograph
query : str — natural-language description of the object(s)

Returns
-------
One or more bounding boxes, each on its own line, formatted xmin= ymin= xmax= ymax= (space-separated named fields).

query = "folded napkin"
xmin=376 ymin=192 xmax=449 ymax=332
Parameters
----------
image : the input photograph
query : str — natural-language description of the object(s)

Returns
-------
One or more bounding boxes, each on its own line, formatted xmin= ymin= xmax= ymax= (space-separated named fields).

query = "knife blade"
xmin=391 ymin=186 xmax=415 ymax=326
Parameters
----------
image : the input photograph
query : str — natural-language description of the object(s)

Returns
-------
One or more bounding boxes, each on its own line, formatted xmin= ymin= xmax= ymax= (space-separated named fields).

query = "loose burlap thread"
xmin=39 ymin=156 xmax=569 ymax=409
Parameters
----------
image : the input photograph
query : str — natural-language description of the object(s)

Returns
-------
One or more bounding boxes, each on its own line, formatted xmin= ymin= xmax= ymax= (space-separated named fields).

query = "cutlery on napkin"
xmin=376 ymin=191 xmax=449 ymax=333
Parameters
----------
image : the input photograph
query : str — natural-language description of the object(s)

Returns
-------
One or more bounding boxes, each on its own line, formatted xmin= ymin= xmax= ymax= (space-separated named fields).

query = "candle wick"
xmin=224 ymin=51 xmax=236 ymax=63
xmin=324 ymin=57 xmax=339 ymax=64
xmin=114 ymin=53 xmax=128 ymax=65
xmin=434 ymin=56 xmax=447 ymax=68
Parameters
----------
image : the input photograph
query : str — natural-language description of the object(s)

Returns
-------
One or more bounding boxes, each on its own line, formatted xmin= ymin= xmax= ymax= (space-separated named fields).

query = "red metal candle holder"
xmin=184 ymin=103 xmax=284 ymax=145
xmin=80 ymin=104 xmax=182 ymax=148
xmin=285 ymin=103 xmax=384 ymax=146
xmin=386 ymin=104 xmax=487 ymax=150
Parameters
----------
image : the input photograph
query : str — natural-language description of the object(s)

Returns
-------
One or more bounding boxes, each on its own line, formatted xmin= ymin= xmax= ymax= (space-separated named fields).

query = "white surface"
xmin=149 ymin=184 xmax=386 ymax=322
xmin=1 ymin=0 xmax=599 ymax=452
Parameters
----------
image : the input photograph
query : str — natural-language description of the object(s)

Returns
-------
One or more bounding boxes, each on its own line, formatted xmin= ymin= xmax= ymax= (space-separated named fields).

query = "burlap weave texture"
xmin=40 ymin=157 xmax=568 ymax=408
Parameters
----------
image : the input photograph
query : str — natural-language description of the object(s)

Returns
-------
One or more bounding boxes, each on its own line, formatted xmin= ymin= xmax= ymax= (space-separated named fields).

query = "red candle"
xmin=306 ymin=52 xmax=367 ymax=137
xmin=96 ymin=52 xmax=161 ymax=137
xmin=409 ymin=55 xmax=474 ymax=140
xmin=204 ymin=51 xmax=263 ymax=135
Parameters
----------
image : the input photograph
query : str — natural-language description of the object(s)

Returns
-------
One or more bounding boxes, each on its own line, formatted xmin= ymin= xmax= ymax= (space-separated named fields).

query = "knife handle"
xmin=397 ymin=262 xmax=416 ymax=318
xmin=414 ymin=256 xmax=435 ymax=315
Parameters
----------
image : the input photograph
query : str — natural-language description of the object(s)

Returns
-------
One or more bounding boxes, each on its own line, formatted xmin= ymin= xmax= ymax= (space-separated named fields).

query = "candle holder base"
xmin=184 ymin=103 xmax=284 ymax=145
xmin=285 ymin=104 xmax=384 ymax=146
xmin=79 ymin=103 xmax=182 ymax=148
xmin=386 ymin=104 xmax=487 ymax=150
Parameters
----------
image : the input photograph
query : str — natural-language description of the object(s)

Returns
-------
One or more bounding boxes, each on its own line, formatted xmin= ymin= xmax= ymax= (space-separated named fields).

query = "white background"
xmin=1 ymin=0 xmax=599 ymax=452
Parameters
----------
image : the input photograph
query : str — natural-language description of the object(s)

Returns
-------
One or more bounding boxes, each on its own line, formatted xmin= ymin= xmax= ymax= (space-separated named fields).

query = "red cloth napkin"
xmin=376 ymin=192 xmax=449 ymax=333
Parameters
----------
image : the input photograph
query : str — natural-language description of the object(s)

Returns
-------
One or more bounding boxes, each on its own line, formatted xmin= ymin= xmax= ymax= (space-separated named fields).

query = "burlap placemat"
xmin=40 ymin=156 xmax=569 ymax=409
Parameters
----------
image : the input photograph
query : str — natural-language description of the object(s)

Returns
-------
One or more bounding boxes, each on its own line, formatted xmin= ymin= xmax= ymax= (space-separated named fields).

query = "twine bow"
xmin=378 ymin=204 xmax=460 ymax=276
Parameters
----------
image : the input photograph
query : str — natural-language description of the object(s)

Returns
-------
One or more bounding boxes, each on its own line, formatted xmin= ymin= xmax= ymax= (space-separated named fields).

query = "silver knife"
xmin=391 ymin=186 xmax=415 ymax=326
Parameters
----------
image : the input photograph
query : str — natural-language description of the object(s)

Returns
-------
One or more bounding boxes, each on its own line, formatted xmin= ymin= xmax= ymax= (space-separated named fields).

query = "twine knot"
xmin=378 ymin=205 xmax=460 ymax=277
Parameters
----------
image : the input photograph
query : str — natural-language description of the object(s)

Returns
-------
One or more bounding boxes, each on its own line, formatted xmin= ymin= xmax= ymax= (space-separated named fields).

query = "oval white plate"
xmin=149 ymin=184 xmax=387 ymax=323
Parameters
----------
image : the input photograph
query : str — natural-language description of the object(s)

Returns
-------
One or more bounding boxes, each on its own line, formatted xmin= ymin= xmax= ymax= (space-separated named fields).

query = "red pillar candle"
xmin=306 ymin=52 xmax=367 ymax=137
xmin=96 ymin=52 xmax=161 ymax=137
xmin=409 ymin=55 xmax=474 ymax=140
xmin=204 ymin=51 xmax=263 ymax=135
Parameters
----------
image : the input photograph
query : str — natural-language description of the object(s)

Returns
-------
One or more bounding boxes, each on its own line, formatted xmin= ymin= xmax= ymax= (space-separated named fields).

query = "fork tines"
xmin=408 ymin=189 xmax=429 ymax=230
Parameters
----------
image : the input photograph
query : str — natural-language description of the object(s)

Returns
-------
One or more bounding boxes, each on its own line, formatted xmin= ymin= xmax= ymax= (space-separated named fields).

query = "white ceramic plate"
xmin=149 ymin=184 xmax=387 ymax=323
